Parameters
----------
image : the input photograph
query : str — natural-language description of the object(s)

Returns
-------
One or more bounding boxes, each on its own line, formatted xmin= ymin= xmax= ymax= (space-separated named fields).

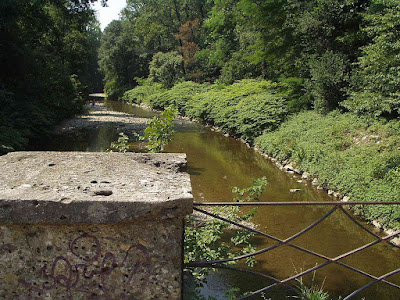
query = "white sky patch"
xmin=92 ymin=0 xmax=127 ymax=31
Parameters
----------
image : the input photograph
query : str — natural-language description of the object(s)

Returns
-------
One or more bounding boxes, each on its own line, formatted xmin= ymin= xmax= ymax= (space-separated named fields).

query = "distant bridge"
xmin=88 ymin=93 xmax=106 ymax=105
xmin=89 ymin=93 xmax=106 ymax=98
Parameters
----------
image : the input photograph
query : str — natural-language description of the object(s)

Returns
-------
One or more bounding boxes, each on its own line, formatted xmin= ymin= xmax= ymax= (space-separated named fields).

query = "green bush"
xmin=122 ymin=78 xmax=165 ymax=105
xmin=278 ymin=77 xmax=312 ymax=113
xmin=186 ymin=79 xmax=289 ymax=143
xmin=104 ymin=79 xmax=125 ymax=100
xmin=147 ymin=81 xmax=210 ymax=114
xmin=341 ymin=92 xmax=400 ymax=119
xmin=149 ymin=51 xmax=184 ymax=88
xmin=255 ymin=111 xmax=400 ymax=229
xmin=144 ymin=106 xmax=177 ymax=152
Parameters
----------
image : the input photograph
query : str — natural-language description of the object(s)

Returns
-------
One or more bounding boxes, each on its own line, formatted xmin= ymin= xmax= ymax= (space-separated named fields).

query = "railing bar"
xmin=281 ymin=261 xmax=332 ymax=284
xmin=334 ymin=230 xmax=400 ymax=261
xmin=336 ymin=261 xmax=400 ymax=290
xmin=194 ymin=207 xmax=336 ymax=262
xmin=186 ymin=243 xmax=281 ymax=266
xmin=186 ymin=243 xmax=400 ymax=291
xmin=338 ymin=206 xmax=381 ymax=239
xmin=184 ymin=264 xmax=301 ymax=298
xmin=192 ymin=206 xmax=400 ymax=266
xmin=190 ymin=206 xmax=337 ymax=265
xmin=186 ymin=260 xmax=400 ymax=298
xmin=280 ymin=206 xmax=338 ymax=243
xmin=193 ymin=207 xmax=280 ymax=240
xmin=239 ymin=261 xmax=332 ymax=299
xmin=343 ymin=268 xmax=400 ymax=300
xmin=338 ymin=206 xmax=400 ymax=250
xmin=188 ymin=204 xmax=400 ymax=298
xmin=202 ymin=264 xmax=282 ymax=283
xmin=194 ymin=201 xmax=400 ymax=206
xmin=191 ymin=208 xmax=335 ymax=265
xmin=190 ymin=207 xmax=284 ymax=264
xmin=334 ymin=240 xmax=381 ymax=261
xmin=237 ymin=283 xmax=279 ymax=300
xmin=282 ymin=231 xmax=400 ymax=285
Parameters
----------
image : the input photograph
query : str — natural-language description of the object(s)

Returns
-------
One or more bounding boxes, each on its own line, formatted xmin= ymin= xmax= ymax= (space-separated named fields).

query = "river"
xmin=31 ymin=100 xmax=400 ymax=300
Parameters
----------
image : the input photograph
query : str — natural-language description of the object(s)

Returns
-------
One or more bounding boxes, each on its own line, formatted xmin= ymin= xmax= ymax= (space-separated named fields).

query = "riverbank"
xmin=123 ymin=79 xmax=400 ymax=236
xmin=52 ymin=103 xmax=149 ymax=135
xmin=255 ymin=111 xmax=400 ymax=233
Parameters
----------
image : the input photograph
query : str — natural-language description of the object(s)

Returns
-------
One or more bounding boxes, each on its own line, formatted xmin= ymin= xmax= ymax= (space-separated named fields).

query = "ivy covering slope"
xmin=255 ymin=111 xmax=400 ymax=230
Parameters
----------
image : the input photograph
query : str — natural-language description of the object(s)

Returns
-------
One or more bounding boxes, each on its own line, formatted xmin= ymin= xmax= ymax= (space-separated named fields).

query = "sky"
xmin=92 ymin=0 xmax=127 ymax=31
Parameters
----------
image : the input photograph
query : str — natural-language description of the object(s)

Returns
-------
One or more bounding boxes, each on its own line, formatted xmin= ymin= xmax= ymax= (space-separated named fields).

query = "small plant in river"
xmin=107 ymin=106 xmax=177 ymax=153
xmin=144 ymin=106 xmax=177 ymax=152
xmin=107 ymin=132 xmax=130 ymax=153
xmin=291 ymin=266 xmax=330 ymax=300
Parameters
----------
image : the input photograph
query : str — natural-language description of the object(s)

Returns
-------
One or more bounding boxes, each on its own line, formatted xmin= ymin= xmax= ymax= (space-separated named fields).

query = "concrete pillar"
xmin=0 ymin=152 xmax=193 ymax=299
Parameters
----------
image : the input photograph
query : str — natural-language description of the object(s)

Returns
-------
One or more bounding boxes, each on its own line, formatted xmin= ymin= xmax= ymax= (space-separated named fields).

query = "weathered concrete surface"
xmin=0 ymin=151 xmax=193 ymax=299
xmin=0 ymin=152 xmax=193 ymax=224
xmin=0 ymin=221 xmax=183 ymax=299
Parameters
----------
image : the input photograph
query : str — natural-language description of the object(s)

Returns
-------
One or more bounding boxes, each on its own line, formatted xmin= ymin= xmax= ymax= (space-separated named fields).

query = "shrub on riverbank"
xmin=125 ymin=79 xmax=290 ymax=143
xmin=147 ymin=81 xmax=211 ymax=114
xmin=186 ymin=79 xmax=289 ymax=143
xmin=255 ymin=111 xmax=400 ymax=229
xmin=122 ymin=78 xmax=165 ymax=104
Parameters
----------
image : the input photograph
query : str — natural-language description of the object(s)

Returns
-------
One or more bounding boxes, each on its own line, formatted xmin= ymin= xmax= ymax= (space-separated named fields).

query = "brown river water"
xmin=31 ymin=100 xmax=400 ymax=300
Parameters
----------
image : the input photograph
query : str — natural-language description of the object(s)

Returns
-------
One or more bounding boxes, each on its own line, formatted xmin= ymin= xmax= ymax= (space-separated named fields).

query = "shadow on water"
xmin=32 ymin=100 xmax=400 ymax=300
xmin=30 ymin=124 xmax=119 ymax=152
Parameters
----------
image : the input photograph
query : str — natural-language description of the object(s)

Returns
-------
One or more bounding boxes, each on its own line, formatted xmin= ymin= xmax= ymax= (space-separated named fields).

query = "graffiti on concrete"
xmin=18 ymin=233 xmax=150 ymax=298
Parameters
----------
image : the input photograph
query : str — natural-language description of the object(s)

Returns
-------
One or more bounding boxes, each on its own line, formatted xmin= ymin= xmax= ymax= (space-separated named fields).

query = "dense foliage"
xmin=127 ymin=79 xmax=290 ymax=143
xmin=99 ymin=0 xmax=398 ymax=118
xmin=98 ymin=20 xmax=151 ymax=99
xmin=186 ymin=79 xmax=289 ymax=142
xmin=255 ymin=111 xmax=400 ymax=229
xmin=0 ymin=0 xmax=103 ymax=154
xmin=342 ymin=0 xmax=400 ymax=118
xmin=147 ymin=81 xmax=211 ymax=113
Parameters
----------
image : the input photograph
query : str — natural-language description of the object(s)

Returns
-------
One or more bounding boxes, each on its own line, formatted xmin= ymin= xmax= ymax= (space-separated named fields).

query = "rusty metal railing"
xmin=184 ymin=201 xmax=400 ymax=299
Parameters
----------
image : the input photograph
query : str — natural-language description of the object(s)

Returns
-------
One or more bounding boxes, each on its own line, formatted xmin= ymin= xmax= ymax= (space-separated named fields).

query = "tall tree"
xmin=98 ymin=20 xmax=151 ymax=99
xmin=343 ymin=0 xmax=400 ymax=118
xmin=0 ymin=0 xmax=103 ymax=153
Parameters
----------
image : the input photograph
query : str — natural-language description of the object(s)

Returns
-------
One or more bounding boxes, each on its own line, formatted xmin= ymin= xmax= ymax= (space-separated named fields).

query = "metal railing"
xmin=184 ymin=201 xmax=400 ymax=299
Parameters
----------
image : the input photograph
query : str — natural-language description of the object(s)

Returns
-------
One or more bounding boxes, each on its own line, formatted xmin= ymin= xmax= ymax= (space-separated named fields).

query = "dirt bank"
xmin=53 ymin=103 xmax=149 ymax=135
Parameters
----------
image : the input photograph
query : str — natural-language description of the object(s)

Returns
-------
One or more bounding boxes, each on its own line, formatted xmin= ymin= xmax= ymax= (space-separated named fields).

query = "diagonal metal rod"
xmin=338 ymin=205 xmax=400 ymax=250
xmin=188 ymin=206 xmax=400 ymax=287
xmin=187 ymin=206 xmax=338 ymax=266
xmin=187 ymin=205 xmax=400 ymax=298
xmin=343 ymin=268 xmax=400 ymax=300
xmin=235 ymin=230 xmax=400 ymax=299
xmin=194 ymin=201 xmax=400 ymax=206
xmin=241 ymin=226 xmax=400 ymax=299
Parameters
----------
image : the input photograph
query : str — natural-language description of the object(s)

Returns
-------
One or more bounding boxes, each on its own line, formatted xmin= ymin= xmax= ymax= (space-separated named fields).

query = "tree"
xmin=309 ymin=51 xmax=349 ymax=114
xmin=343 ymin=0 xmax=400 ymax=118
xmin=0 ymin=0 xmax=102 ymax=153
xmin=149 ymin=51 xmax=184 ymax=88
xmin=176 ymin=19 xmax=200 ymax=79
xmin=98 ymin=20 xmax=151 ymax=99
